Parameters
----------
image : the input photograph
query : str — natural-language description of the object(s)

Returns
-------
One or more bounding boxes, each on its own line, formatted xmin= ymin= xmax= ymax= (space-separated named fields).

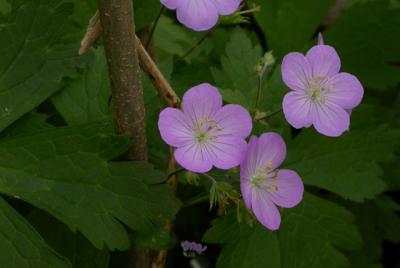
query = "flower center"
xmin=307 ymin=76 xmax=331 ymax=104
xmin=193 ymin=117 xmax=223 ymax=144
xmin=251 ymin=162 xmax=280 ymax=191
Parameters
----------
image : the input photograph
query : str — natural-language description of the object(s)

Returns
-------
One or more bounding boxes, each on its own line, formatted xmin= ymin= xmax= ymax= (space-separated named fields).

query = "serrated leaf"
xmin=249 ymin=0 xmax=335 ymax=58
xmin=203 ymin=193 xmax=361 ymax=268
xmin=0 ymin=0 xmax=84 ymax=131
xmin=285 ymin=106 xmax=400 ymax=202
xmin=154 ymin=16 xmax=195 ymax=58
xmin=0 ymin=197 xmax=71 ymax=268
xmin=0 ymin=123 xmax=181 ymax=250
xmin=212 ymin=28 xmax=261 ymax=111
xmin=325 ymin=0 xmax=400 ymax=90
xmin=28 ymin=209 xmax=109 ymax=268
xmin=52 ymin=48 xmax=111 ymax=125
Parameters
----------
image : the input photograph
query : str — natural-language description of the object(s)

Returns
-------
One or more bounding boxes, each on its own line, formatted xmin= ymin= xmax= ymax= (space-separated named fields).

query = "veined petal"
xmin=313 ymin=101 xmax=350 ymax=137
xmin=212 ymin=0 xmax=241 ymax=15
xmin=256 ymin=133 xmax=286 ymax=170
xmin=182 ymin=83 xmax=222 ymax=125
xmin=158 ymin=108 xmax=193 ymax=147
xmin=283 ymin=91 xmax=314 ymax=129
xmin=240 ymin=178 xmax=253 ymax=209
xmin=252 ymin=189 xmax=281 ymax=230
xmin=266 ymin=169 xmax=304 ymax=208
xmin=306 ymin=45 xmax=341 ymax=78
xmin=175 ymin=143 xmax=213 ymax=173
xmin=327 ymin=72 xmax=364 ymax=109
xmin=282 ymin=52 xmax=312 ymax=91
xmin=213 ymin=104 xmax=252 ymax=138
xmin=176 ymin=0 xmax=219 ymax=31
xmin=207 ymin=136 xmax=247 ymax=170
xmin=160 ymin=0 xmax=183 ymax=9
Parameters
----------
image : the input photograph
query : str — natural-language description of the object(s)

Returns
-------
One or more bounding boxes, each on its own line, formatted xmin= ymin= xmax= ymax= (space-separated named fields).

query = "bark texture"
xmin=98 ymin=0 xmax=148 ymax=161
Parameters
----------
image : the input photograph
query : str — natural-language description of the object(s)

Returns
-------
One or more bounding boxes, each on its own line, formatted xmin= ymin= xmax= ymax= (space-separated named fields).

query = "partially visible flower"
xmin=240 ymin=133 xmax=304 ymax=230
xmin=160 ymin=0 xmax=242 ymax=31
xmin=158 ymin=83 xmax=252 ymax=173
xmin=281 ymin=33 xmax=364 ymax=137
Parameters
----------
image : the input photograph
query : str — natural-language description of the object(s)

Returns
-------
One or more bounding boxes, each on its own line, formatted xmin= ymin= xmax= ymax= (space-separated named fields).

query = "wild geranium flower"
xmin=158 ymin=83 xmax=252 ymax=173
xmin=240 ymin=133 xmax=304 ymax=230
xmin=160 ymin=0 xmax=242 ymax=31
xmin=281 ymin=33 xmax=364 ymax=137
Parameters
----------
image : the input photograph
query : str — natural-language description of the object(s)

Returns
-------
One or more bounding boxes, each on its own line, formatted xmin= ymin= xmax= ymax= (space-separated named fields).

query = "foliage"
xmin=0 ymin=0 xmax=398 ymax=267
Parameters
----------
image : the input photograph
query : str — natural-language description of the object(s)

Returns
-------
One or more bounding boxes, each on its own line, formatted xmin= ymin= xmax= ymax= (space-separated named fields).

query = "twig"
xmin=79 ymin=11 xmax=180 ymax=108
xmin=79 ymin=10 xmax=102 ymax=55
xmin=134 ymin=35 xmax=180 ymax=108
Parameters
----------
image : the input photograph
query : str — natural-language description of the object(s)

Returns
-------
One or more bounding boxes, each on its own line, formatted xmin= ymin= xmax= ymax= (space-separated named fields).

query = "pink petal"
xmin=158 ymin=108 xmax=193 ymax=147
xmin=176 ymin=0 xmax=219 ymax=31
xmin=281 ymin=52 xmax=312 ymax=91
xmin=256 ymin=133 xmax=286 ymax=170
xmin=313 ymin=101 xmax=350 ymax=137
xmin=326 ymin=72 xmax=364 ymax=109
xmin=207 ymin=136 xmax=247 ymax=170
xmin=213 ymin=0 xmax=241 ymax=15
xmin=252 ymin=189 xmax=281 ymax=230
xmin=240 ymin=178 xmax=253 ymax=209
xmin=174 ymin=143 xmax=213 ymax=173
xmin=160 ymin=0 xmax=183 ymax=9
xmin=182 ymin=83 xmax=222 ymax=125
xmin=306 ymin=45 xmax=341 ymax=78
xmin=213 ymin=104 xmax=252 ymax=138
xmin=266 ymin=169 xmax=304 ymax=208
xmin=240 ymin=136 xmax=258 ymax=209
xmin=283 ymin=91 xmax=314 ymax=129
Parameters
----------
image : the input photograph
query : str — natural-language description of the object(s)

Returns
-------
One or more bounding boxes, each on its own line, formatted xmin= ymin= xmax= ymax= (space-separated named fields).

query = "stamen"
xmin=265 ymin=185 xmax=279 ymax=191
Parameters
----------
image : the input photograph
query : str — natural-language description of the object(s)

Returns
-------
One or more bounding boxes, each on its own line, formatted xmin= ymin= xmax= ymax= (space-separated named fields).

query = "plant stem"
xmin=254 ymin=74 xmax=263 ymax=115
xmin=201 ymin=173 xmax=217 ymax=184
xmin=97 ymin=1 xmax=150 ymax=267
xmin=145 ymin=6 xmax=165 ymax=49
xmin=182 ymin=192 xmax=210 ymax=208
xmin=181 ymin=31 xmax=211 ymax=59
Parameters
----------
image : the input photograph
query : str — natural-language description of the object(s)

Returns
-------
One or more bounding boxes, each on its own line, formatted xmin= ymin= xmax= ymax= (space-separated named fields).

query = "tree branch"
xmin=97 ymin=0 xmax=147 ymax=161
xmin=79 ymin=11 xmax=180 ymax=108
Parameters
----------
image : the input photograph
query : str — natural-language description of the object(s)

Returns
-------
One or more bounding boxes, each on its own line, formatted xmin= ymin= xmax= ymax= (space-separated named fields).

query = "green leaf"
xmin=154 ymin=16 xmax=195 ymax=58
xmin=212 ymin=28 xmax=262 ymax=111
xmin=325 ymin=0 xmax=400 ymax=90
xmin=203 ymin=209 xmax=280 ymax=268
xmin=52 ymin=48 xmax=112 ymax=125
xmin=0 ymin=123 xmax=181 ymax=250
xmin=286 ymin=106 xmax=400 ymax=202
xmin=0 ymin=197 xmax=71 ymax=268
xmin=203 ymin=193 xmax=361 ymax=268
xmin=346 ymin=196 xmax=400 ymax=268
xmin=0 ymin=0 xmax=84 ymax=131
xmin=135 ymin=0 xmax=162 ymax=31
xmin=28 ymin=209 xmax=109 ymax=268
xmin=250 ymin=0 xmax=335 ymax=58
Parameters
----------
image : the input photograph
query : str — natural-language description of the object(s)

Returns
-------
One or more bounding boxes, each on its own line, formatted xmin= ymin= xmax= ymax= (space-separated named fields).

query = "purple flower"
xmin=158 ymin=83 xmax=252 ymax=173
xmin=160 ymin=0 xmax=241 ymax=31
xmin=240 ymin=133 xmax=304 ymax=230
xmin=281 ymin=34 xmax=364 ymax=137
